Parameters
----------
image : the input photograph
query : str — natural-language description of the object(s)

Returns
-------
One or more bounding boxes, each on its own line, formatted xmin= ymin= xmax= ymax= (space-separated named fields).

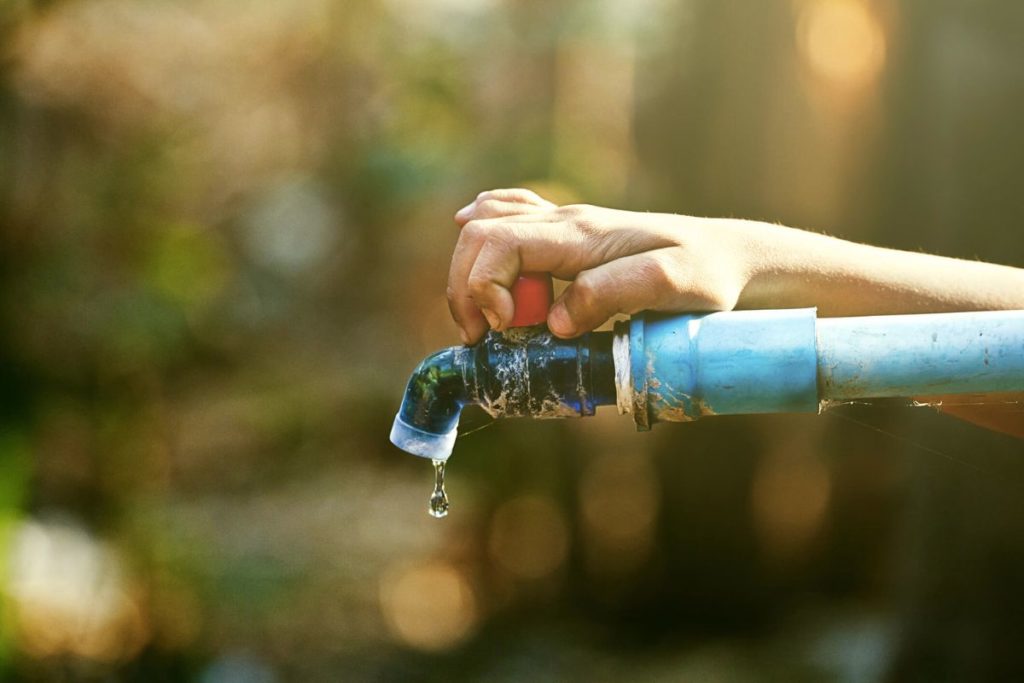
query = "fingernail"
xmin=481 ymin=308 xmax=500 ymax=330
xmin=548 ymin=303 xmax=573 ymax=336
xmin=454 ymin=202 xmax=473 ymax=220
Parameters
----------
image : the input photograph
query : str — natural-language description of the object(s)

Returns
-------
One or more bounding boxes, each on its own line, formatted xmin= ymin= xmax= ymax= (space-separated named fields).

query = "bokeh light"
xmin=579 ymin=451 xmax=659 ymax=576
xmin=378 ymin=560 xmax=478 ymax=652
xmin=750 ymin=442 xmax=832 ymax=565
xmin=796 ymin=0 xmax=886 ymax=89
xmin=487 ymin=495 xmax=570 ymax=581
xmin=241 ymin=174 xmax=342 ymax=278
xmin=5 ymin=518 xmax=147 ymax=662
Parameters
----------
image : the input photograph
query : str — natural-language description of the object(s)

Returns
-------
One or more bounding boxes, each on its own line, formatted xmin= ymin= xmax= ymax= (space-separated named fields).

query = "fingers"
xmin=466 ymin=239 xmax=518 ymax=328
xmin=450 ymin=218 xmax=583 ymax=339
xmin=447 ymin=229 xmax=490 ymax=343
xmin=448 ymin=206 xmax=688 ymax=342
xmin=456 ymin=198 xmax=547 ymax=225
xmin=546 ymin=252 xmax=660 ymax=337
xmin=455 ymin=188 xmax=554 ymax=225
xmin=447 ymin=289 xmax=488 ymax=345
xmin=449 ymin=189 xmax=549 ymax=341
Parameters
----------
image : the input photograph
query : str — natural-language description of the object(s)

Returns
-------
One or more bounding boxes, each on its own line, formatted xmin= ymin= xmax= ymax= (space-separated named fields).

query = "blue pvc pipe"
xmin=817 ymin=309 xmax=1024 ymax=399
xmin=391 ymin=308 xmax=1024 ymax=459
xmin=627 ymin=309 xmax=819 ymax=429
xmin=625 ymin=308 xmax=1024 ymax=428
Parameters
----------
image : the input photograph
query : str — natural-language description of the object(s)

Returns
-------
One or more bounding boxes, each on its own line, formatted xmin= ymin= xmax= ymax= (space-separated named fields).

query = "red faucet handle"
xmin=509 ymin=272 xmax=553 ymax=327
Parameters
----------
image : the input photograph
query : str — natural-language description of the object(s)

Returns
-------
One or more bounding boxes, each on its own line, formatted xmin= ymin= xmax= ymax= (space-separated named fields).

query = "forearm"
xmin=734 ymin=221 xmax=1024 ymax=317
xmin=728 ymin=221 xmax=1024 ymax=434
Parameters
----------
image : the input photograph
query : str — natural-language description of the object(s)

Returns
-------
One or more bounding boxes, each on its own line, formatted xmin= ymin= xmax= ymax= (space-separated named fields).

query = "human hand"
xmin=447 ymin=189 xmax=756 ymax=343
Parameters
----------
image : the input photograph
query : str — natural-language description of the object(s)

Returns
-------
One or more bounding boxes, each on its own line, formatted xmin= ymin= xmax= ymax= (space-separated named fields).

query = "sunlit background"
xmin=1 ymin=0 xmax=1023 ymax=681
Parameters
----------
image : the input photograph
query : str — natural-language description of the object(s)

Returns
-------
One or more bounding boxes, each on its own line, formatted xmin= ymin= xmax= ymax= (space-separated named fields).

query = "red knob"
xmin=509 ymin=272 xmax=553 ymax=327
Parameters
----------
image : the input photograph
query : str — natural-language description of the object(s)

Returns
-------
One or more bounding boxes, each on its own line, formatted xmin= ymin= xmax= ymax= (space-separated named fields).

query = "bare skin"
xmin=448 ymin=188 xmax=1024 ymax=342
xmin=447 ymin=188 xmax=1024 ymax=436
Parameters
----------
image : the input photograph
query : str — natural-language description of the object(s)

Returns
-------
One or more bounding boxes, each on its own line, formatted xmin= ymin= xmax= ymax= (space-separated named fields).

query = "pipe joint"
xmin=618 ymin=309 xmax=820 ymax=430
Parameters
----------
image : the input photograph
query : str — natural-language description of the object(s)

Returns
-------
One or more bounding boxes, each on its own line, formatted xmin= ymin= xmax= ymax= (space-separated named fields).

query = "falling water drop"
xmin=429 ymin=459 xmax=449 ymax=518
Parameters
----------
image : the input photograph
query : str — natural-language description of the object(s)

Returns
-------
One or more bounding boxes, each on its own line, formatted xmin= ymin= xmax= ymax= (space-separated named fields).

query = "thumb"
xmin=547 ymin=248 xmax=732 ymax=337
xmin=547 ymin=252 xmax=665 ymax=337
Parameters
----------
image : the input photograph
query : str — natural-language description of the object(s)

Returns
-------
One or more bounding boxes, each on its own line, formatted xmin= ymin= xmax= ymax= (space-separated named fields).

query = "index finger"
xmin=452 ymin=217 xmax=586 ymax=334
xmin=455 ymin=188 xmax=555 ymax=225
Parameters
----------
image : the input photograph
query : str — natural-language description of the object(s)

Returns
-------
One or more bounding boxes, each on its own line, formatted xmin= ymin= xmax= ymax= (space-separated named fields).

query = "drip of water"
xmin=429 ymin=459 xmax=449 ymax=518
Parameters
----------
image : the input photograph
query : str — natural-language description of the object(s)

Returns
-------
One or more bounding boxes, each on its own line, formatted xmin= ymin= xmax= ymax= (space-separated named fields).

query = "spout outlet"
xmin=391 ymin=326 xmax=617 ymax=461
xmin=390 ymin=346 xmax=475 ymax=461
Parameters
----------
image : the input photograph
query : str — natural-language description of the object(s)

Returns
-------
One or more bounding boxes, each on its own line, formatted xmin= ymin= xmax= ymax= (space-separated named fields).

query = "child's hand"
xmin=448 ymin=188 xmax=1024 ymax=345
xmin=448 ymin=189 xmax=755 ymax=343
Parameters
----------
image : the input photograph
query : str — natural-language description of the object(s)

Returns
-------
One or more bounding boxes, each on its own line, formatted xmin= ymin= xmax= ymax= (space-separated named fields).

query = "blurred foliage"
xmin=0 ymin=0 xmax=1022 ymax=681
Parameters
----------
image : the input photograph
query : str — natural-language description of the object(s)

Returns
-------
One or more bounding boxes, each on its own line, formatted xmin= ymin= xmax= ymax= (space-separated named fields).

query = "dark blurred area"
xmin=0 ymin=0 xmax=1022 ymax=681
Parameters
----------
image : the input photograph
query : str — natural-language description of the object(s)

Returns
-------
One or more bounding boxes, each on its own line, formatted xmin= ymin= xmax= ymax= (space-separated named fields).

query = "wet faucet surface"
xmin=390 ymin=325 xmax=616 ymax=461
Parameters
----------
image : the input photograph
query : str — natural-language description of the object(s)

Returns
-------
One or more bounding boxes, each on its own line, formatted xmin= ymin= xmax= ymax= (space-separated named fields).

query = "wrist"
xmin=721 ymin=219 xmax=782 ymax=308
xmin=731 ymin=220 xmax=838 ymax=310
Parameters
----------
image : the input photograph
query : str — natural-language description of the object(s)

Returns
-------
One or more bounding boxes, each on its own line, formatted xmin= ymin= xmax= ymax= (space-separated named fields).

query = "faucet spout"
xmin=390 ymin=326 xmax=617 ymax=461
xmin=390 ymin=345 xmax=477 ymax=461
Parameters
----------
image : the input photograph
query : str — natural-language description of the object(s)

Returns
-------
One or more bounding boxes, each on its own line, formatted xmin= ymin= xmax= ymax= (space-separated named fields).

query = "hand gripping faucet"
xmin=391 ymin=273 xmax=1024 ymax=461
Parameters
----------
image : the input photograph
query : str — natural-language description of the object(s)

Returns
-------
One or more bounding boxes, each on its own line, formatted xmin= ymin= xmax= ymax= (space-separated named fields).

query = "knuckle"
xmin=477 ymin=199 xmax=501 ymax=216
xmin=487 ymin=224 xmax=515 ymax=248
xmin=466 ymin=273 xmax=492 ymax=299
xmin=570 ymin=273 xmax=601 ymax=312
xmin=464 ymin=222 xmax=516 ymax=253
xmin=574 ymin=217 xmax=599 ymax=239
xmin=513 ymin=188 xmax=539 ymax=202
xmin=561 ymin=205 xmax=601 ymax=237
xmin=643 ymin=252 xmax=677 ymax=289
xmin=559 ymin=203 xmax=586 ymax=218
xmin=462 ymin=219 xmax=486 ymax=241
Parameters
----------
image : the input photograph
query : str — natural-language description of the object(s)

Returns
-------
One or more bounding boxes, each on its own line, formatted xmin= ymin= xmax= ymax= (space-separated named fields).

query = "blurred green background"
xmin=1 ymin=0 xmax=1023 ymax=681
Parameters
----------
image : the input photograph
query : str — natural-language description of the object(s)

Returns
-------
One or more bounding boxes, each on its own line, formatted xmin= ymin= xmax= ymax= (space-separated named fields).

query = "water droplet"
xmin=429 ymin=459 xmax=449 ymax=518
